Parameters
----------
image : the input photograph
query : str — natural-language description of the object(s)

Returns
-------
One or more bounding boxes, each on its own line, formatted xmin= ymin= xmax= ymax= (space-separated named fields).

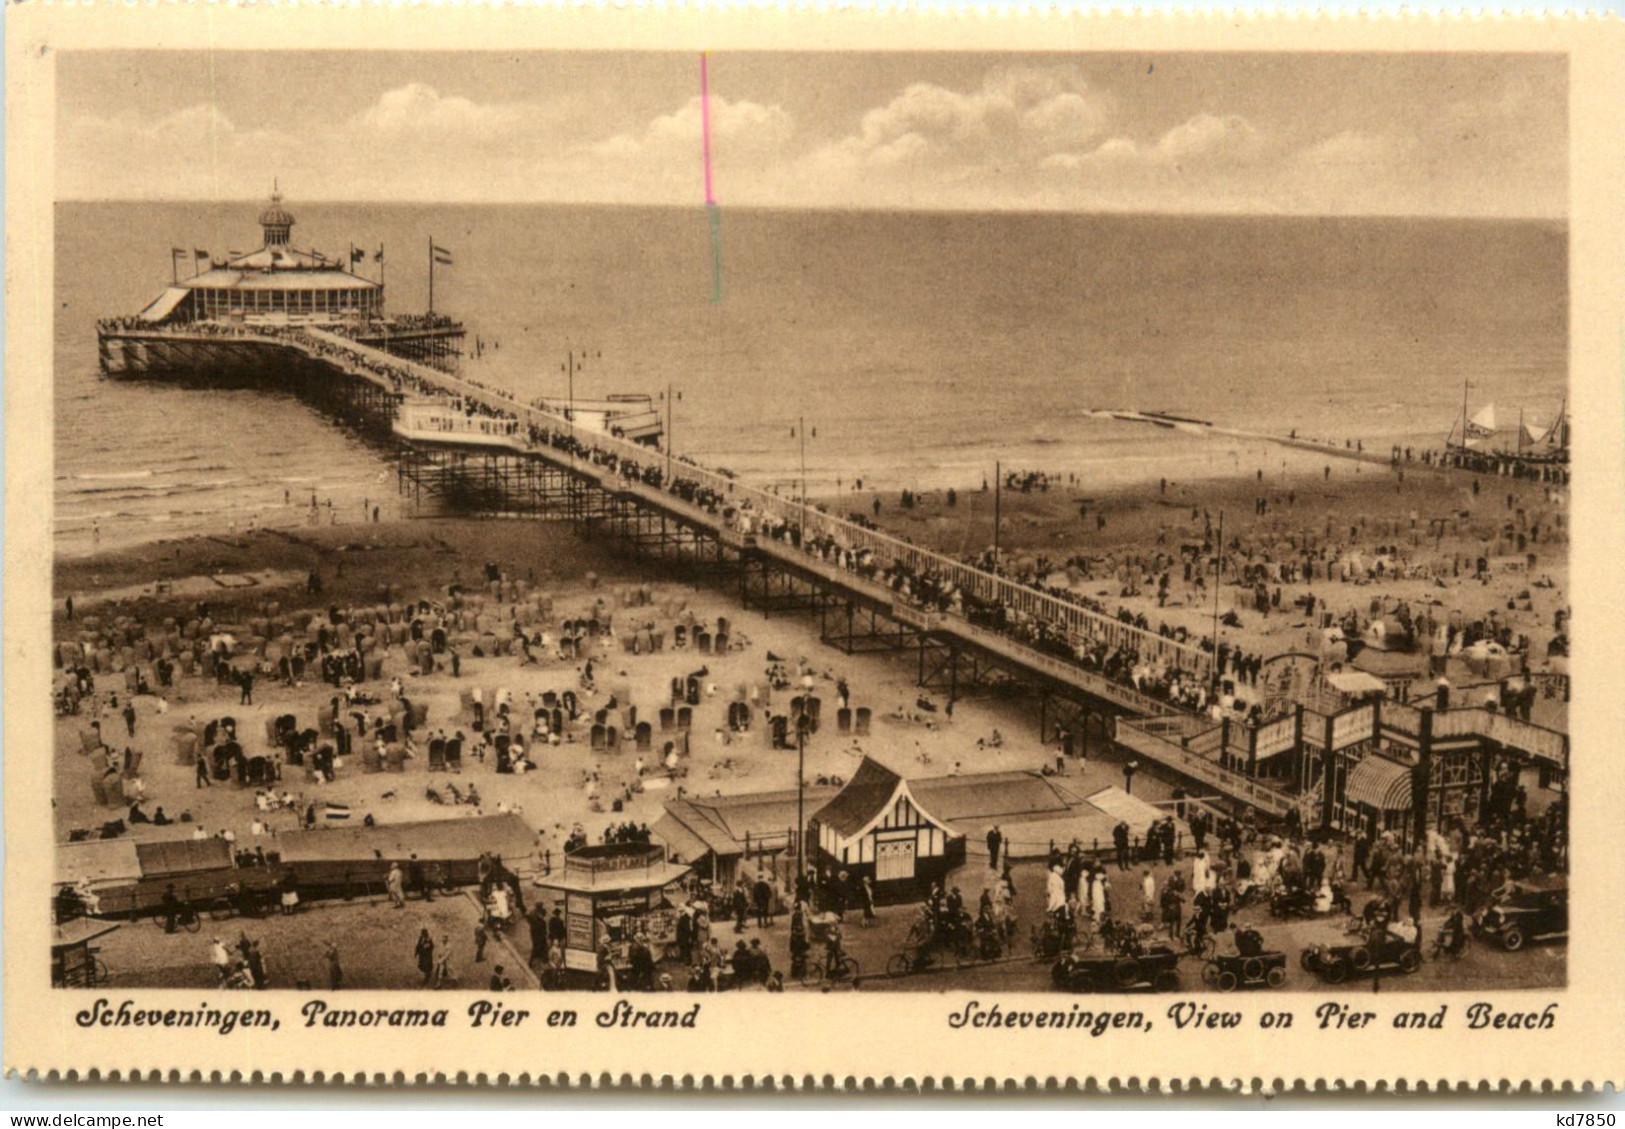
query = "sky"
xmin=56 ymin=51 xmax=1566 ymax=217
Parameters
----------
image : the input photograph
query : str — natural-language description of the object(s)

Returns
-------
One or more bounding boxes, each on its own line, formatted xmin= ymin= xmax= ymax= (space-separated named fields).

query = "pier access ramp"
xmin=138 ymin=287 xmax=190 ymax=325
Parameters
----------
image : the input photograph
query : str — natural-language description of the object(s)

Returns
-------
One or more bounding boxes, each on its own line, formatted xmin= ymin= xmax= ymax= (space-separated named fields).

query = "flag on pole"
xmin=350 ymin=247 xmax=366 ymax=264
xmin=194 ymin=249 xmax=209 ymax=261
xmin=374 ymin=244 xmax=385 ymax=263
xmin=432 ymin=244 xmax=454 ymax=265
xmin=171 ymin=248 xmax=186 ymax=259
xmin=324 ymin=802 xmax=352 ymax=822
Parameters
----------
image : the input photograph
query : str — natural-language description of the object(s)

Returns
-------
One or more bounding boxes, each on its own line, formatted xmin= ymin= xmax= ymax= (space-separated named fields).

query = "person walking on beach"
xmin=414 ymin=928 xmax=436 ymax=985
xmin=1113 ymin=821 xmax=1132 ymax=871
xmin=325 ymin=940 xmax=344 ymax=990
xmin=434 ymin=935 xmax=455 ymax=988
xmin=122 ymin=701 xmax=137 ymax=738
xmin=752 ymin=873 xmax=773 ymax=928
xmin=386 ymin=862 xmax=405 ymax=908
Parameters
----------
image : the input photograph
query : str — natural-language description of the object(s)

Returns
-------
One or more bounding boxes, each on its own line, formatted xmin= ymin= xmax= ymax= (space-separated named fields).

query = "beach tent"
xmin=55 ymin=839 xmax=141 ymax=888
xmin=1318 ymin=627 xmax=1349 ymax=663
xmin=135 ymin=838 xmax=233 ymax=880
xmin=1323 ymin=669 xmax=1387 ymax=703
xmin=275 ymin=813 xmax=536 ymax=868
xmin=1363 ymin=616 xmax=1412 ymax=652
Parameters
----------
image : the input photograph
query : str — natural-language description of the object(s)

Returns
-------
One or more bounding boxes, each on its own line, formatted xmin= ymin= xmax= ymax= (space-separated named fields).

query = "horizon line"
xmin=54 ymin=197 xmax=1568 ymax=224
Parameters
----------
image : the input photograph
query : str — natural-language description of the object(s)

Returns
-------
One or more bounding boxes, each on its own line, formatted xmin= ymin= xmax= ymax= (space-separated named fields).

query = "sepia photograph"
xmin=47 ymin=45 xmax=1571 ymax=1007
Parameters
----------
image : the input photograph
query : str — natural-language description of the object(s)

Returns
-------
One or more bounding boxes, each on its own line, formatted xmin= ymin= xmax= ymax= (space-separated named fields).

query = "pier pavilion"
xmin=98 ymin=189 xmax=464 ymax=377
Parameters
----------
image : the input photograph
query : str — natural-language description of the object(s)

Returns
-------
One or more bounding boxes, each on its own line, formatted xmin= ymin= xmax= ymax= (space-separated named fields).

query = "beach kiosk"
xmin=537 ymin=843 xmax=689 ymax=974
xmin=51 ymin=918 xmax=120 ymax=987
xmin=806 ymin=757 xmax=964 ymax=905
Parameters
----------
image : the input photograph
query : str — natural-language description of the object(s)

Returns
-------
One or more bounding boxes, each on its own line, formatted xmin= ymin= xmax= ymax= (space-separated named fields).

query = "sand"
xmin=53 ymin=447 xmax=1571 ymax=862
xmin=843 ymin=457 xmax=1570 ymax=695
xmin=54 ymin=517 xmax=1172 ymax=868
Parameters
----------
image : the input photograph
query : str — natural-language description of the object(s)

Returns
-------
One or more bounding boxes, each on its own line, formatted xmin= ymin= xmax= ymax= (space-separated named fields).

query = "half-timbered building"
xmin=807 ymin=757 xmax=964 ymax=904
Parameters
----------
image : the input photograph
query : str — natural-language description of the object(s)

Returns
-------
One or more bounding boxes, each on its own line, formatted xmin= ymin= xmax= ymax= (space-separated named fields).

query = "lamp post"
xmin=993 ymin=459 xmax=1002 ymax=566
xmin=561 ymin=348 xmax=600 ymax=426
xmin=795 ymin=715 xmax=807 ymax=895
xmin=1210 ymin=508 xmax=1225 ymax=693
xmin=664 ymin=383 xmax=682 ymax=486
xmin=790 ymin=418 xmax=818 ymax=519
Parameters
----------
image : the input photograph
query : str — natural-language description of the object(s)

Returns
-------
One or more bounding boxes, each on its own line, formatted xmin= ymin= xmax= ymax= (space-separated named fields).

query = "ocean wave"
xmin=70 ymin=469 xmax=154 ymax=482
xmin=59 ymin=478 xmax=248 ymax=502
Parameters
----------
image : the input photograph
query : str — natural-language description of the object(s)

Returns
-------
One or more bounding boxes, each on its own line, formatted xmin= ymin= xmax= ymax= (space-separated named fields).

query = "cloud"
xmin=569 ymin=94 xmax=794 ymax=203
xmin=355 ymin=82 xmax=562 ymax=143
xmin=589 ymin=94 xmax=793 ymax=161
xmin=813 ymin=65 xmax=1114 ymax=176
xmin=55 ymin=66 xmax=1564 ymax=218
xmin=61 ymin=103 xmax=296 ymax=199
xmin=59 ymin=83 xmax=800 ymax=205
xmin=1294 ymin=129 xmax=1421 ymax=172
xmin=1043 ymin=113 xmax=1271 ymax=176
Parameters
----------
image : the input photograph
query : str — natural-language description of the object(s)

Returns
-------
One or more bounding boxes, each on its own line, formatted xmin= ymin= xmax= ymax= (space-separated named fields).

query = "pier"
xmin=85 ymin=319 xmax=1569 ymax=822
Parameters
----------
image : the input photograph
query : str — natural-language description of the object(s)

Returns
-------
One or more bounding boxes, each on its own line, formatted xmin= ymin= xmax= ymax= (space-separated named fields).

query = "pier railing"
xmin=296 ymin=327 xmax=1214 ymax=691
xmin=1113 ymin=717 xmax=1298 ymax=816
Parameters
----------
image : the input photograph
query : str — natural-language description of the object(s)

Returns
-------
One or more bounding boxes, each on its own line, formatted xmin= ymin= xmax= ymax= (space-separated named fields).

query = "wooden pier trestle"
xmin=100 ymin=322 xmax=1366 ymax=815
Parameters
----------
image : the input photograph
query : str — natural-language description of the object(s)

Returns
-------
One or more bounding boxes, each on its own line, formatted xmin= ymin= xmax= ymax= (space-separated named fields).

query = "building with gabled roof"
xmin=807 ymin=757 xmax=964 ymax=904
xmin=654 ymin=785 xmax=839 ymax=889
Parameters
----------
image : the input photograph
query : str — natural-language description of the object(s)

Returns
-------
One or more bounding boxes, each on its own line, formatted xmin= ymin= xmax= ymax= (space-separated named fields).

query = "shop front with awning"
xmin=1338 ymin=754 xmax=1417 ymax=840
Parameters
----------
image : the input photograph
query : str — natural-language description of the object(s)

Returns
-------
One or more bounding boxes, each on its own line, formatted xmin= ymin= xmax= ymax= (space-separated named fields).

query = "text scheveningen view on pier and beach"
xmin=51 ymin=50 xmax=1568 ymax=1003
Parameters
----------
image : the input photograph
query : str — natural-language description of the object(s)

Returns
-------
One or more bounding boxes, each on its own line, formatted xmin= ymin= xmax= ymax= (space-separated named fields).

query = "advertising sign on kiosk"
xmin=537 ymin=842 xmax=689 ymax=977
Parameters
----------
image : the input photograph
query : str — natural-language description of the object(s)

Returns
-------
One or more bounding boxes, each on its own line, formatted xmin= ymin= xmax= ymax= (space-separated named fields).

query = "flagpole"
xmin=1460 ymin=379 xmax=1469 ymax=458
xmin=428 ymin=235 xmax=434 ymax=315
xmin=1211 ymin=509 xmax=1224 ymax=691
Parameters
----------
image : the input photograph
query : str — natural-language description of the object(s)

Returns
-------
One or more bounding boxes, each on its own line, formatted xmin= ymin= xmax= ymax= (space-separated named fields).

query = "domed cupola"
xmin=258 ymin=184 xmax=295 ymax=248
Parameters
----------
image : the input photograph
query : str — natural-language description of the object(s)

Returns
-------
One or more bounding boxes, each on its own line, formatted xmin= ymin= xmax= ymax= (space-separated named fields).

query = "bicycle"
xmin=1426 ymin=928 xmax=1471 ymax=962
xmin=885 ymin=944 xmax=940 ymax=978
xmin=904 ymin=918 xmax=933 ymax=950
xmin=1179 ymin=921 xmax=1218 ymax=961
xmin=63 ymin=945 xmax=110 ymax=987
xmin=803 ymin=951 xmax=860 ymax=987
xmin=154 ymin=905 xmax=202 ymax=933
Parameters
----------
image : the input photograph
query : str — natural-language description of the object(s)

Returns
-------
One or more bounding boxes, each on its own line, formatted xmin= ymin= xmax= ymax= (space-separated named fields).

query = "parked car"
xmin=1300 ymin=929 xmax=1422 ymax=983
xmin=1475 ymin=886 xmax=1567 ymax=951
xmin=1203 ymin=950 xmax=1289 ymax=991
xmin=1053 ymin=945 xmax=1181 ymax=993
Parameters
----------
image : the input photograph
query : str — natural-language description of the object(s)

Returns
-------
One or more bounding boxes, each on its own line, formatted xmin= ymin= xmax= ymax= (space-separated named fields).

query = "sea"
xmin=54 ymin=201 xmax=1567 ymax=559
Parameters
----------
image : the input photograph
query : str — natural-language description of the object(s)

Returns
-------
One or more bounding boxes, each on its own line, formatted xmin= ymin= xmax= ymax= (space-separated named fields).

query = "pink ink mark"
xmin=700 ymin=52 xmax=716 ymax=206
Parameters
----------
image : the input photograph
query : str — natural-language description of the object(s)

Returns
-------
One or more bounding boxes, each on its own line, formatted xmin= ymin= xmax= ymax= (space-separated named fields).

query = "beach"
xmin=47 ymin=202 xmax=1571 ymax=995
xmin=845 ymin=454 xmax=1569 ymax=696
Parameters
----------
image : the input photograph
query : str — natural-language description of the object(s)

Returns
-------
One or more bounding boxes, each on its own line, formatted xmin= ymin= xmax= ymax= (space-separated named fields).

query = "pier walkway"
xmin=104 ymin=322 xmax=1568 ymax=817
xmin=292 ymin=328 xmax=1206 ymax=718
xmin=289 ymin=327 xmax=1571 ymax=814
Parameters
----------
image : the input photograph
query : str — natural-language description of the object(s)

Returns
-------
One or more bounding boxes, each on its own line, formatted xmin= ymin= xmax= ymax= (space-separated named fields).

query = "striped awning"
xmin=1344 ymin=756 xmax=1415 ymax=812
